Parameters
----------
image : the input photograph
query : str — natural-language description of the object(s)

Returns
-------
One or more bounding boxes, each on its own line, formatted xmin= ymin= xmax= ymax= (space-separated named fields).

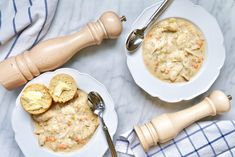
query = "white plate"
xmin=126 ymin=0 xmax=225 ymax=102
xmin=11 ymin=68 xmax=118 ymax=157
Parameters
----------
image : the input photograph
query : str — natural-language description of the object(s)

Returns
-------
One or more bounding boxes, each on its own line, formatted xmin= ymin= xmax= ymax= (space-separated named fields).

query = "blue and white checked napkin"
xmin=0 ymin=0 xmax=58 ymax=61
xmin=116 ymin=121 xmax=235 ymax=157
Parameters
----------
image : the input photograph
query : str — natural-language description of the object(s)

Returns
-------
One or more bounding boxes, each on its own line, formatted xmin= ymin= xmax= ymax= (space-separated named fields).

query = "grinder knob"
xmin=99 ymin=11 xmax=126 ymax=39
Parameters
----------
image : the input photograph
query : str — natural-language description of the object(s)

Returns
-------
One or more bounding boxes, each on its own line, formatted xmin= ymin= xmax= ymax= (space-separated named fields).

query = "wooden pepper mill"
xmin=134 ymin=90 xmax=232 ymax=151
xmin=0 ymin=11 xmax=126 ymax=90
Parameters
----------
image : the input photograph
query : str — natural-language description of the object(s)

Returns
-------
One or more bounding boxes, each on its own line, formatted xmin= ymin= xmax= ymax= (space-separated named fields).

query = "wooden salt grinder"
xmin=134 ymin=90 xmax=232 ymax=151
xmin=0 ymin=11 xmax=126 ymax=90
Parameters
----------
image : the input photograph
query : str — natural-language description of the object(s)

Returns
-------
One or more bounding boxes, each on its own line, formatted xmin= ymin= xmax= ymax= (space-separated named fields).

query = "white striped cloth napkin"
xmin=116 ymin=121 xmax=235 ymax=157
xmin=0 ymin=0 xmax=58 ymax=61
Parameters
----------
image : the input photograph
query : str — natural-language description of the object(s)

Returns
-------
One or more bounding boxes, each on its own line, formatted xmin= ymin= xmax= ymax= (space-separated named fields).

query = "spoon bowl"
xmin=88 ymin=91 xmax=105 ymax=115
xmin=126 ymin=28 xmax=145 ymax=52
xmin=125 ymin=0 xmax=172 ymax=53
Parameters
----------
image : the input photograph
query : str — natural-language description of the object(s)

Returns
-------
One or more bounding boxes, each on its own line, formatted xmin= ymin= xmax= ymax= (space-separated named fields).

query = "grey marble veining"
xmin=0 ymin=0 xmax=234 ymax=157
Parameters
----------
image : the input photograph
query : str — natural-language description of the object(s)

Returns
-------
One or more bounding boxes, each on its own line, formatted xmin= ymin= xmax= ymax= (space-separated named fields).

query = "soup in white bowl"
xmin=143 ymin=18 xmax=205 ymax=83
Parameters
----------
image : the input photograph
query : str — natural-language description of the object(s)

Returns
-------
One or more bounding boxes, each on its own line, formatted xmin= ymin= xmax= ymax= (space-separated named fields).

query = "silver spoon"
xmin=126 ymin=0 xmax=173 ymax=52
xmin=88 ymin=91 xmax=117 ymax=157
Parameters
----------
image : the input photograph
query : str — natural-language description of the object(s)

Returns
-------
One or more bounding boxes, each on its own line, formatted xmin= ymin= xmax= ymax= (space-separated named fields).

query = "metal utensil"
xmin=126 ymin=0 xmax=173 ymax=52
xmin=88 ymin=91 xmax=117 ymax=157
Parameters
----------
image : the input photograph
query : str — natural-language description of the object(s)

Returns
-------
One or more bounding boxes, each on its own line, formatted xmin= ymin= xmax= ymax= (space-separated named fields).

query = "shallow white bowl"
xmin=11 ymin=68 xmax=118 ymax=157
xmin=126 ymin=0 xmax=225 ymax=102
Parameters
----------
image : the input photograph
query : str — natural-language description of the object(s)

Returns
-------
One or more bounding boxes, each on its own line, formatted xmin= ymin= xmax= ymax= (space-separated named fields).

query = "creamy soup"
xmin=142 ymin=18 xmax=205 ymax=83
xmin=32 ymin=90 xmax=99 ymax=152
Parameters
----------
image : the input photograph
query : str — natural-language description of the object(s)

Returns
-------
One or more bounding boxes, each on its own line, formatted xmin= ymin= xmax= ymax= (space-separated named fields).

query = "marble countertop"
xmin=0 ymin=0 xmax=234 ymax=157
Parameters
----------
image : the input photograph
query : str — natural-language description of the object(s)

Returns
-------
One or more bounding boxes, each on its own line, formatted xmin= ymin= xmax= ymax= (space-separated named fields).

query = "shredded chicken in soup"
xmin=143 ymin=18 xmax=205 ymax=83
xmin=32 ymin=90 xmax=99 ymax=152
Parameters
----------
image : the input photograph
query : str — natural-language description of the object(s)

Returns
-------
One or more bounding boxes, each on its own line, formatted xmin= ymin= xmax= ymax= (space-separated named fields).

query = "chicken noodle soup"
xmin=142 ymin=18 xmax=205 ymax=83
xmin=32 ymin=90 xmax=99 ymax=152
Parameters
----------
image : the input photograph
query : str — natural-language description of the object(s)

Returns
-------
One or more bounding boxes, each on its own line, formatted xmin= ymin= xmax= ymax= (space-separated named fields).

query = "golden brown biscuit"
xmin=49 ymin=74 xmax=77 ymax=103
xmin=20 ymin=84 xmax=52 ymax=115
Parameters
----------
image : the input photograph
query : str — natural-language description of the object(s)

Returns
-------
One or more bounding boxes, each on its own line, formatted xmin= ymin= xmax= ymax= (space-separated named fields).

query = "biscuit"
xmin=20 ymin=84 xmax=52 ymax=115
xmin=49 ymin=74 xmax=77 ymax=103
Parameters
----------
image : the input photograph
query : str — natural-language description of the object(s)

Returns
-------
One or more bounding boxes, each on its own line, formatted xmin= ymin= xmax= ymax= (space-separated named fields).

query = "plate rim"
xmin=125 ymin=0 xmax=225 ymax=102
xmin=11 ymin=68 xmax=118 ymax=157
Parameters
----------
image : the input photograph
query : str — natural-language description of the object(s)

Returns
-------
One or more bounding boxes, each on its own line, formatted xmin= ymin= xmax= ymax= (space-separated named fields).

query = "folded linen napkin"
xmin=0 ymin=0 xmax=58 ymax=61
xmin=116 ymin=121 xmax=235 ymax=157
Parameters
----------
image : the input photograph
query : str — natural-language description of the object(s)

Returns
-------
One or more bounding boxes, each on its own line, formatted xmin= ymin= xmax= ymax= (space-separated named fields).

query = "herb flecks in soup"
xmin=143 ymin=18 xmax=205 ymax=83
xmin=33 ymin=90 xmax=99 ymax=152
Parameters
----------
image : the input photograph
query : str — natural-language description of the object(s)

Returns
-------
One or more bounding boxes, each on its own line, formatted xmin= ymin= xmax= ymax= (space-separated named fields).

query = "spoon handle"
xmin=101 ymin=118 xmax=117 ymax=157
xmin=145 ymin=0 xmax=173 ymax=29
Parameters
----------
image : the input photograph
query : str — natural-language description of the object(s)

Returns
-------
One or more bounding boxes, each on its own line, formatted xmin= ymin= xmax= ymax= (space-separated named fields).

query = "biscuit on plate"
xmin=49 ymin=74 xmax=77 ymax=103
xmin=20 ymin=84 xmax=52 ymax=115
